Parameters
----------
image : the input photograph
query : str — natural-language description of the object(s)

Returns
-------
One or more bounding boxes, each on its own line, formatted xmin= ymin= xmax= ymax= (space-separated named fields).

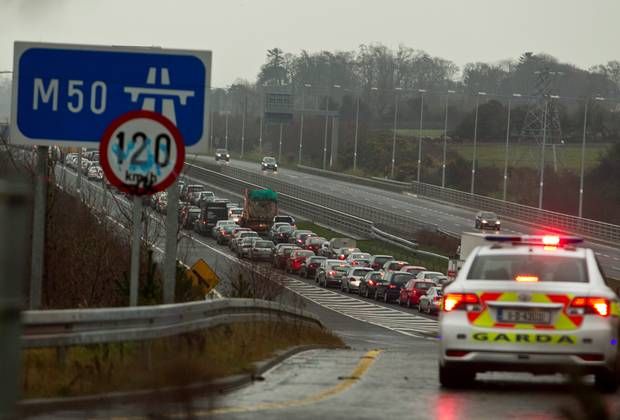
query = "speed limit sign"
xmin=100 ymin=110 xmax=185 ymax=195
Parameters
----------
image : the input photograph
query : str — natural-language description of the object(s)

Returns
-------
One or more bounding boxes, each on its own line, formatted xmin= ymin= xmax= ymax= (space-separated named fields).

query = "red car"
xmin=398 ymin=280 xmax=435 ymax=308
xmin=286 ymin=249 xmax=315 ymax=273
xmin=273 ymin=245 xmax=300 ymax=269
xmin=304 ymin=236 xmax=326 ymax=253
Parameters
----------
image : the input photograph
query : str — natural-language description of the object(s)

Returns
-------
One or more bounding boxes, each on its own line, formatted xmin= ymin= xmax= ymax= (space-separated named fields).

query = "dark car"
xmin=369 ymin=255 xmax=394 ymax=271
xmin=358 ymin=271 xmax=386 ymax=298
xmin=475 ymin=210 xmax=501 ymax=230
xmin=215 ymin=148 xmax=230 ymax=162
xmin=193 ymin=202 xmax=229 ymax=236
xmin=286 ymin=249 xmax=316 ymax=274
xmin=418 ymin=286 xmax=443 ymax=314
xmin=182 ymin=207 xmax=201 ymax=229
xmin=316 ymin=259 xmax=349 ymax=288
xmin=374 ymin=272 xmax=415 ymax=303
xmin=398 ymin=280 xmax=435 ymax=308
xmin=289 ymin=230 xmax=315 ymax=247
xmin=299 ymin=256 xmax=327 ymax=279
xmin=304 ymin=236 xmax=326 ymax=254
xmin=273 ymin=245 xmax=300 ymax=269
xmin=268 ymin=222 xmax=291 ymax=241
xmin=216 ymin=224 xmax=238 ymax=245
xmin=249 ymin=240 xmax=275 ymax=261
xmin=273 ymin=215 xmax=296 ymax=229
xmin=274 ymin=224 xmax=294 ymax=243
xmin=261 ymin=156 xmax=278 ymax=171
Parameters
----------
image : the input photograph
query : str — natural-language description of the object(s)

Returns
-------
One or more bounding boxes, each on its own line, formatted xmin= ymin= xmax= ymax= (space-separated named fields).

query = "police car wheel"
xmin=594 ymin=369 xmax=619 ymax=393
xmin=439 ymin=364 xmax=475 ymax=388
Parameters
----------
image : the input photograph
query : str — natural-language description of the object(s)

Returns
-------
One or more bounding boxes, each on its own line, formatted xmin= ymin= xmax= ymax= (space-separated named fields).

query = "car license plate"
xmin=497 ymin=308 xmax=551 ymax=324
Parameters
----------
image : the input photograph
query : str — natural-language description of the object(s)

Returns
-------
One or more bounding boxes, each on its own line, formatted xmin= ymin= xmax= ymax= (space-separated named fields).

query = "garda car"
xmin=439 ymin=235 xmax=619 ymax=391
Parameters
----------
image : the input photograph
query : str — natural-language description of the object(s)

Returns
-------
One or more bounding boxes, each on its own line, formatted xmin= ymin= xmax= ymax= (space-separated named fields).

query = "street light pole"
xmin=224 ymin=111 xmax=229 ymax=150
xmin=502 ymin=93 xmax=521 ymax=201
xmin=353 ymin=94 xmax=360 ymax=171
xmin=240 ymin=95 xmax=247 ymax=158
xmin=416 ymin=89 xmax=426 ymax=182
xmin=578 ymin=98 xmax=589 ymax=218
xmin=538 ymin=99 xmax=549 ymax=209
xmin=470 ymin=92 xmax=486 ymax=194
xmin=298 ymin=84 xmax=310 ymax=164
xmin=391 ymin=88 xmax=402 ymax=179
xmin=323 ymin=94 xmax=329 ymax=170
xmin=441 ymin=90 xmax=455 ymax=188
xmin=278 ymin=122 xmax=284 ymax=161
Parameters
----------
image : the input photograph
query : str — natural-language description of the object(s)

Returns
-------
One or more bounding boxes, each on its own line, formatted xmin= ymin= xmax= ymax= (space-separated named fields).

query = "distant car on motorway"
xmin=249 ymin=240 xmax=275 ymax=261
xmin=398 ymin=280 xmax=435 ymax=308
xmin=228 ymin=207 xmax=243 ymax=223
xmin=211 ymin=220 xmax=238 ymax=238
xmin=358 ymin=271 xmax=386 ymax=299
xmin=215 ymin=224 xmax=238 ymax=245
xmin=418 ymin=286 xmax=443 ymax=314
xmin=341 ymin=267 xmax=374 ymax=293
xmin=286 ymin=249 xmax=315 ymax=274
xmin=237 ymin=236 xmax=259 ymax=258
xmin=382 ymin=260 xmax=409 ymax=273
xmin=290 ymin=230 xmax=316 ymax=247
xmin=369 ymin=255 xmax=394 ymax=271
xmin=230 ymin=231 xmax=259 ymax=253
xmin=196 ymin=191 xmax=216 ymax=207
xmin=215 ymin=148 xmax=230 ymax=162
xmin=261 ymin=156 xmax=278 ymax=171
xmin=475 ymin=210 xmax=501 ymax=230
xmin=374 ymin=272 xmax=415 ymax=303
xmin=273 ymin=224 xmax=294 ymax=243
xmin=273 ymin=245 xmax=300 ymax=269
xmin=87 ymin=165 xmax=103 ymax=181
xmin=399 ymin=265 xmax=427 ymax=276
xmin=273 ymin=215 xmax=296 ymax=229
xmin=299 ymin=255 xmax=327 ymax=279
xmin=305 ymin=236 xmax=326 ymax=254
xmin=345 ymin=252 xmax=372 ymax=267
xmin=316 ymin=259 xmax=349 ymax=288
xmin=181 ymin=206 xmax=201 ymax=229
xmin=415 ymin=271 xmax=445 ymax=282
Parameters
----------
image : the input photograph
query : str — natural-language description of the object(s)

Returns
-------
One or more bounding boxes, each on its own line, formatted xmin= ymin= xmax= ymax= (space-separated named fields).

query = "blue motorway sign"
xmin=11 ymin=42 xmax=211 ymax=152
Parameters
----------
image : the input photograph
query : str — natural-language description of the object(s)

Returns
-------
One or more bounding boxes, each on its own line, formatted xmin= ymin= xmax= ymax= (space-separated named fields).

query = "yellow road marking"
xmin=108 ymin=349 xmax=382 ymax=419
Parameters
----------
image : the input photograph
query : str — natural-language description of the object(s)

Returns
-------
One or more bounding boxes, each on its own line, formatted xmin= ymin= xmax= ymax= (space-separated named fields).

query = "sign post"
xmin=11 ymin=42 xmax=211 ymax=306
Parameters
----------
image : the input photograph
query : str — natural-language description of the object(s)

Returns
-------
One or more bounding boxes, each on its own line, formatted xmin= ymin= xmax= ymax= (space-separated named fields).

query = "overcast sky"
xmin=1 ymin=0 xmax=619 ymax=87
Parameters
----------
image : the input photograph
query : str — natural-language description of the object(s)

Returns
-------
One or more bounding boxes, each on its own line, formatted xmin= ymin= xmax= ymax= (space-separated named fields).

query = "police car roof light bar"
xmin=484 ymin=235 xmax=584 ymax=247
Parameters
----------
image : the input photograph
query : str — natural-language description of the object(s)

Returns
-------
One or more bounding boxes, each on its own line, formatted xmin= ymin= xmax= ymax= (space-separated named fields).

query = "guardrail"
xmin=22 ymin=298 xmax=322 ymax=348
xmin=188 ymin=160 xmax=445 ymax=241
xmin=295 ymin=164 xmax=620 ymax=246
xmin=370 ymin=226 xmax=449 ymax=261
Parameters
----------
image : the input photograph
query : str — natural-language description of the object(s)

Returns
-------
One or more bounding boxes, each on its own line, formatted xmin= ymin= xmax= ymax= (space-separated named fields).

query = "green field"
xmin=449 ymin=143 xmax=611 ymax=171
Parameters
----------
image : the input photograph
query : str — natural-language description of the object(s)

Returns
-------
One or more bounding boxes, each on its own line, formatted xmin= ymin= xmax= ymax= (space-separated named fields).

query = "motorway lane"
xmin=189 ymin=155 xmax=620 ymax=280
xmin=45 ymin=165 xmax=620 ymax=420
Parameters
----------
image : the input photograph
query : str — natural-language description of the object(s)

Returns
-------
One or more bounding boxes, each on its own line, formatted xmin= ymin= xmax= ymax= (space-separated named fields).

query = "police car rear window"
xmin=467 ymin=255 xmax=588 ymax=283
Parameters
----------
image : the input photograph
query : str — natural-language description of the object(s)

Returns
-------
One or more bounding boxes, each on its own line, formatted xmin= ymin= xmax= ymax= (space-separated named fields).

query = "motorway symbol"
xmin=187 ymin=259 xmax=220 ymax=296
xmin=10 ymin=42 xmax=211 ymax=152
xmin=99 ymin=110 xmax=185 ymax=195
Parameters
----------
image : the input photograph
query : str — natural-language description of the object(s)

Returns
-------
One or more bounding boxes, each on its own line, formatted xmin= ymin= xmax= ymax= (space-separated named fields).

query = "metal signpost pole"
xmin=390 ymin=89 xmax=401 ymax=179
xmin=470 ymin=92 xmax=485 ymax=194
xmin=441 ymin=91 xmax=454 ymax=188
xmin=0 ymin=181 xmax=31 ymax=419
xmin=130 ymin=195 xmax=142 ymax=306
xmin=163 ymin=180 xmax=179 ymax=304
xmin=502 ymin=98 xmax=513 ymax=201
xmin=29 ymin=145 xmax=48 ymax=309
xmin=298 ymin=86 xmax=307 ymax=165
xmin=241 ymin=95 xmax=246 ymax=158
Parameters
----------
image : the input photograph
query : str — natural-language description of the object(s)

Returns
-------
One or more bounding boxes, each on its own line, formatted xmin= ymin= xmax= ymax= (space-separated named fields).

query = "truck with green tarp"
xmin=240 ymin=189 xmax=278 ymax=232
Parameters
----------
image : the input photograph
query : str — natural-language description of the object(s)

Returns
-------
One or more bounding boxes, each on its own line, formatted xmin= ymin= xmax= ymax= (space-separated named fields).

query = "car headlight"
xmin=274 ymin=164 xmax=278 ymax=168
xmin=496 ymin=221 xmax=501 ymax=224
xmin=481 ymin=219 xmax=487 ymax=223
xmin=226 ymin=154 xmax=230 ymax=158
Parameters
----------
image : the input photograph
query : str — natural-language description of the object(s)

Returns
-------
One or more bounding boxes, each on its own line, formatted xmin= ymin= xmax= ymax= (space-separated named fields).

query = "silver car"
xmin=249 ymin=240 xmax=275 ymax=261
xmin=341 ymin=267 xmax=374 ymax=293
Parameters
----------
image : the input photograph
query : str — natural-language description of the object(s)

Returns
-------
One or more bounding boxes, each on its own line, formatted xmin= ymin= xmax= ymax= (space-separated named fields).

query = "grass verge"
xmin=22 ymin=321 xmax=344 ymax=399
xmin=296 ymin=221 xmax=449 ymax=272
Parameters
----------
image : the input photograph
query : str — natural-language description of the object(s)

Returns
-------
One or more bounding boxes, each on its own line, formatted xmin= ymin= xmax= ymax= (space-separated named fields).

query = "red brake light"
xmin=443 ymin=293 xmax=480 ymax=312
xmin=338 ymin=255 xmax=345 ymax=260
xmin=389 ymin=284 xmax=397 ymax=289
xmin=570 ymin=297 xmax=610 ymax=317
xmin=328 ymin=270 xmax=336 ymax=276
xmin=368 ymin=280 xmax=375 ymax=286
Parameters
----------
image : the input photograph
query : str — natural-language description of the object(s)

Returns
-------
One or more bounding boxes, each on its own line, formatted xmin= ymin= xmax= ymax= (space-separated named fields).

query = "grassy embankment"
xmin=22 ymin=321 xmax=344 ymax=399
xmin=296 ymin=221 xmax=450 ymax=272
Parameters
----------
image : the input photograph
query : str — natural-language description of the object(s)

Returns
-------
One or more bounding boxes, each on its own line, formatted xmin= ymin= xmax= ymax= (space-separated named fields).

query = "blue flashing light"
xmin=611 ymin=338 xmax=618 ymax=346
